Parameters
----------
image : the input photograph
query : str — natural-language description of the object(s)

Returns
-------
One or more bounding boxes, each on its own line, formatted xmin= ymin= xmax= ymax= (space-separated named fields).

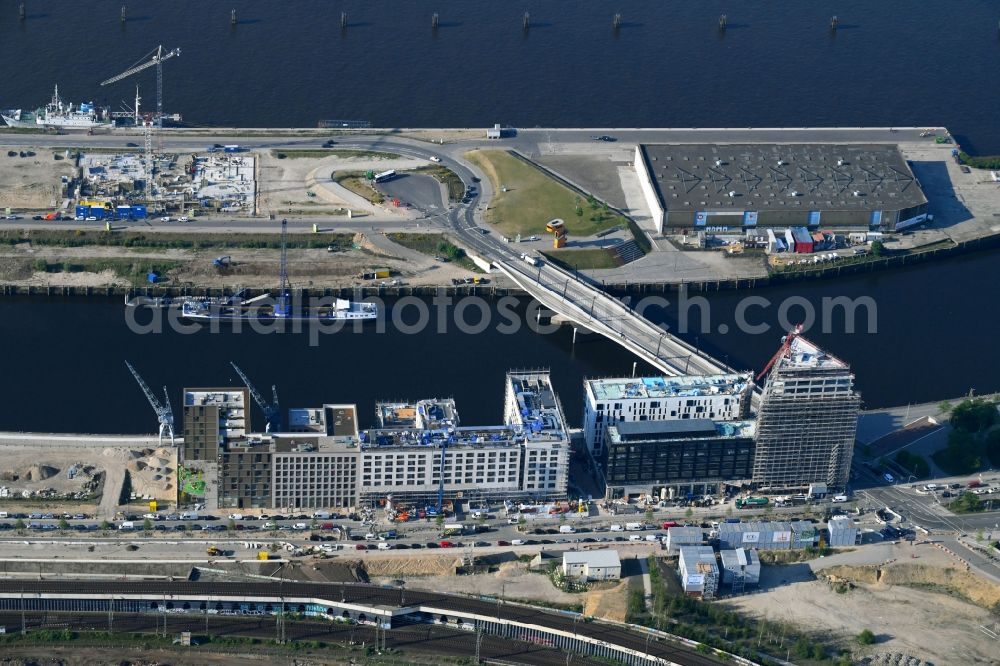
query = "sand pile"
xmin=24 ymin=464 xmax=58 ymax=481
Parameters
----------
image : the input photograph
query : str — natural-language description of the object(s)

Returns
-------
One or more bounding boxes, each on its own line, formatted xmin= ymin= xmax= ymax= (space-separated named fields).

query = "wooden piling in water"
xmin=341 ymin=12 xmax=348 ymax=29
xmin=830 ymin=16 xmax=839 ymax=30
xmin=121 ymin=5 xmax=127 ymax=23
xmin=19 ymin=3 xmax=25 ymax=20
xmin=432 ymin=12 xmax=439 ymax=29
xmin=231 ymin=8 xmax=237 ymax=25
xmin=718 ymin=14 xmax=728 ymax=30
xmin=613 ymin=13 xmax=622 ymax=29
xmin=523 ymin=12 xmax=530 ymax=31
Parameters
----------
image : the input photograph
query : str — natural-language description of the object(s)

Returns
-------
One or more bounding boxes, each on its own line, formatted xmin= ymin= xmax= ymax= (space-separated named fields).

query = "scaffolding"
xmin=752 ymin=337 xmax=860 ymax=490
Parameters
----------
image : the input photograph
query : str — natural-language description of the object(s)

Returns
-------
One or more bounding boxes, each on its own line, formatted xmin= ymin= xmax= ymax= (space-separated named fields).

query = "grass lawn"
xmin=541 ymin=248 xmax=623 ymax=270
xmin=466 ymin=149 xmax=627 ymax=238
xmin=0 ymin=229 xmax=354 ymax=251
xmin=386 ymin=233 xmax=482 ymax=273
xmin=272 ymin=149 xmax=399 ymax=160
xmin=332 ymin=171 xmax=384 ymax=204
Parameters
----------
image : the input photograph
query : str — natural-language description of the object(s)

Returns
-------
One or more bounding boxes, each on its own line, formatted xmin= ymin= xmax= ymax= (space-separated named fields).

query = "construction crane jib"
xmin=230 ymin=362 xmax=281 ymax=433
xmin=125 ymin=361 xmax=175 ymax=445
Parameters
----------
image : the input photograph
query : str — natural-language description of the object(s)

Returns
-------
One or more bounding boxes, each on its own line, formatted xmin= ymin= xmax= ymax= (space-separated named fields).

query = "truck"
xmin=736 ymin=497 xmax=769 ymax=509
xmin=206 ymin=546 xmax=222 ymax=556
xmin=520 ymin=253 xmax=539 ymax=267
xmin=443 ymin=523 xmax=463 ymax=536
xmin=223 ymin=145 xmax=243 ymax=153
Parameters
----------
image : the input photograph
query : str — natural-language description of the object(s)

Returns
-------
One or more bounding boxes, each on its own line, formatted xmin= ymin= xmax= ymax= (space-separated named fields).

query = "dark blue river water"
xmin=0 ymin=1 xmax=998 ymax=153
xmin=0 ymin=1 xmax=998 ymax=433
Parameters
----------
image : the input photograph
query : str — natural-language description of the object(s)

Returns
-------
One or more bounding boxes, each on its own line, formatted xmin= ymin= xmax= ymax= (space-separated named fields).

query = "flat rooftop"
xmin=508 ymin=372 xmax=567 ymax=439
xmin=640 ymin=143 xmax=927 ymax=212
xmin=588 ymin=373 xmax=752 ymax=402
xmin=360 ymin=425 xmax=548 ymax=450
xmin=377 ymin=398 xmax=459 ymax=430
xmin=778 ymin=336 xmax=850 ymax=372
xmin=183 ymin=389 xmax=246 ymax=408
xmin=610 ymin=419 xmax=756 ymax=441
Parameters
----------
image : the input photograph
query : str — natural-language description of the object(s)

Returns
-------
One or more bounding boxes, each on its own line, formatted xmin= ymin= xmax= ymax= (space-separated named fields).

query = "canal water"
xmin=0 ymin=0 xmax=998 ymax=154
xmin=1 ymin=248 xmax=997 ymax=434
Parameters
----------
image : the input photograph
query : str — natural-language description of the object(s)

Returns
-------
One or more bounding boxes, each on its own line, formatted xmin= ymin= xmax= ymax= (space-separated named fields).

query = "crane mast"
xmin=100 ymin=45 xmax=181 ymax=156
xmin=125 ymin=361 xmax=175 ymax=445
xmin=276 ymin=219 xmax=290 ymax=317
xmin=230 ymin=362 xmax=281 ymax=433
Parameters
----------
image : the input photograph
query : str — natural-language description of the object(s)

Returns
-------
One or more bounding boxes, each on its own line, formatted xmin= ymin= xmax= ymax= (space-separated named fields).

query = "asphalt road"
xmin=375 ymin=172 xmax=446 ymax=213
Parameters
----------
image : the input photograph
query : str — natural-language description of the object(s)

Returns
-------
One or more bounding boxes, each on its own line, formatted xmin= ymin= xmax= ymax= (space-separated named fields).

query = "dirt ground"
xmin=0 ymin=235 xmax=479 ymax=289
xmin=723 ymin=563 xmax=1000 ymax=665
xmin=0 ymin=442 xmax=175 ymax=517
xmin=0 ymin=149 xmax=75 ymax=209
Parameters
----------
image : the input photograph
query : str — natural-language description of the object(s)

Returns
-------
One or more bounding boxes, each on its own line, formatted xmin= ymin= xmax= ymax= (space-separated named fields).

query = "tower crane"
xmin=125 ymin=361 xmax=175 ymax=445
xmin=275 ymin=219 xmax=290 ymax=317
xmin=230 ymin=362 xmax=281 ymax=433
xmin=755 ymin=324 xmax=804 ymax=382
xmin=100 ymin=45 xmax=180 ymax=135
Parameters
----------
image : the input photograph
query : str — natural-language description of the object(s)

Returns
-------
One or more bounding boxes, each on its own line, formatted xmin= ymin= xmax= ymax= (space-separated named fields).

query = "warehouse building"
xmin=635 ymin=143 xmax=929 ymax=234
xmin=827 ymin=515 xmax=861 ymax=547
xmin=716 ymin=520 xmax=819 ymax=551
xmin=583 ymin=373 xmax=753 ymax=456
xmin=562 ymin=550 xmax=622 ymax=582
xmin=752 ymin=335 xmax=860 ymax=491
xmin=678 ymin=546 xmax=719 ymax=599
xmin=603 ymin=419 xmax=756 ymax=501
xmin=719 ymin=548 xmax=761 ymax=593
xmin=665 ymin=526 xmax=704 ymax=553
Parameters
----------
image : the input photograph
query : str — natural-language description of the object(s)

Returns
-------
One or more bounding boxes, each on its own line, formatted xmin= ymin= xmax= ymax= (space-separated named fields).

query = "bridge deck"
xmin=497 ymin=259 xmax=729 ymax=377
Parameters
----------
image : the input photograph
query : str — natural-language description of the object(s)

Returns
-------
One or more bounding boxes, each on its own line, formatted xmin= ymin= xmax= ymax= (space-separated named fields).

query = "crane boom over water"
xmin=230 ymin=362 xmax=281 ymax=433
xmin=125 ymin=361 xmax=175 ymax=445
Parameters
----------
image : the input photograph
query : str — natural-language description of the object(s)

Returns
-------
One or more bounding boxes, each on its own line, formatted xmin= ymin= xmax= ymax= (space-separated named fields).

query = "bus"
xmin=442 ymin=523 xmax=464 ymax=536
xmin=373 ymin=170 xmax=396 ymax=183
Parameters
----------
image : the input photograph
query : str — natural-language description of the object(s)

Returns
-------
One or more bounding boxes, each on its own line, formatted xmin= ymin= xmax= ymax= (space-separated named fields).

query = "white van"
xmin=313 ymin=511 xmax=331 ymax=520
xmin=511 ymin=539 xmax=525 ymax=546
xmin=625 ymin=522 xmax=643 ymax=531
xmin=118 ymin=521 xmax=135 ymax=530
xmin=559 ymin=525 xmax=576 ymax=534
xmin=629 ymin=534 xmax=643 ymax=542
xmin=609 ymin=524 xmax=623 ymax=532
xmin=832 ymin=495 xmax=849 ymax=503
xmin=377 ymin=542 xmax=391 ymax=550
xmin=180 ymin=511 xmax=199 ymax=520
xmin=292 ymin=522 xmax=308 ymax=530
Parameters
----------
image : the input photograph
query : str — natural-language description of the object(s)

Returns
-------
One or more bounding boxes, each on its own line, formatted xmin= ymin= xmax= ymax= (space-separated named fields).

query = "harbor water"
xmin=0 ymin=249 xmax=998 ymax=434
xmin=0 ymin=1 xmax=998 ymax=154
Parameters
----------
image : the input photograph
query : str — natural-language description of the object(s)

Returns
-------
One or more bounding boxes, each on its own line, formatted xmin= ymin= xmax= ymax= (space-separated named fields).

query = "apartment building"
xmin=583 ymin=373 xmax=753 ymax=456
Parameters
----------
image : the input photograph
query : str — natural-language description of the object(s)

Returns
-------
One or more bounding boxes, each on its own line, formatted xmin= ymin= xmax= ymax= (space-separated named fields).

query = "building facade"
xmin=604 ymin=419 xmax=756 ymax=500
xmin=752 ymin=336 xmax=860 ymax=490
xmin=562 ymin=550 xmax=622 ymax=582
xmin=583 ymin=373 xmax=753 ymax=457
xmin=677 ymin=546 xmax=719 ymax=599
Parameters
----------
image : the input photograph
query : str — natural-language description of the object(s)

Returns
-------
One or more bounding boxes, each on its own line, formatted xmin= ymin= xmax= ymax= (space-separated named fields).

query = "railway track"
xmin=0 ymin=579 xmax=725 ymax=665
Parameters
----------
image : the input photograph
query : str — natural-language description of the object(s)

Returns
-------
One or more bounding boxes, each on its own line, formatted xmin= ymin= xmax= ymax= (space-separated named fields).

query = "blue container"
xmin=89 ymin=207 xmax=105 ymax=219
xmin=117 ymin=206 xmax=132 ymax=220
xmin=132 ymin=204 xmax=148 ymax=219
xmin=75 ymin=205 xmax=89 ymax=219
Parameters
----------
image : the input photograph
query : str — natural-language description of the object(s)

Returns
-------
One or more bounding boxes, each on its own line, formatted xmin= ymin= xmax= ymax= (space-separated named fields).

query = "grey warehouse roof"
xmin=640 ymin=143 xmax=927 ymax=212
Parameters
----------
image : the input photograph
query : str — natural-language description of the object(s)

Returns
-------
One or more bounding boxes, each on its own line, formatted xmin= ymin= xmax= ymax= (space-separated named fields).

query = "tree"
xmin=143 ymin=518 xmax=153 ymax=532
xmin=228 ymin=519 xmax=236 ymax=532
xmin=856 ymin=628 xmax=875 ymax=645
xmin=435 ymin=514 xmax=444 ymax=528
xmin=870 ymin=240 xmax=885 ymax=257
xmin=645 ymin=508 xmax=655 ymax=524
xmin=100 ymin=520 xmax=111 ymax=534
xmin=938 ymin=400 xmax=953 ymax=414
xmin=58 ymin=518 xmax=69 ymax=531
xmin=685 ymin=507 xmax=694 ymax=519
xmin=14 ymin=518 xmax=26 ymax=533
xmin=793 ymin=637 xmax=812 ymax=659
xmin=950 ymin=398 xmax=998 ymax=433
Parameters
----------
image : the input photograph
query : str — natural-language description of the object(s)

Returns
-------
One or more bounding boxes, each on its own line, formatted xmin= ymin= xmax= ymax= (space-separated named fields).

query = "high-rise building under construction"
xmin=752 ymin=333 xmax=859 ymax=490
